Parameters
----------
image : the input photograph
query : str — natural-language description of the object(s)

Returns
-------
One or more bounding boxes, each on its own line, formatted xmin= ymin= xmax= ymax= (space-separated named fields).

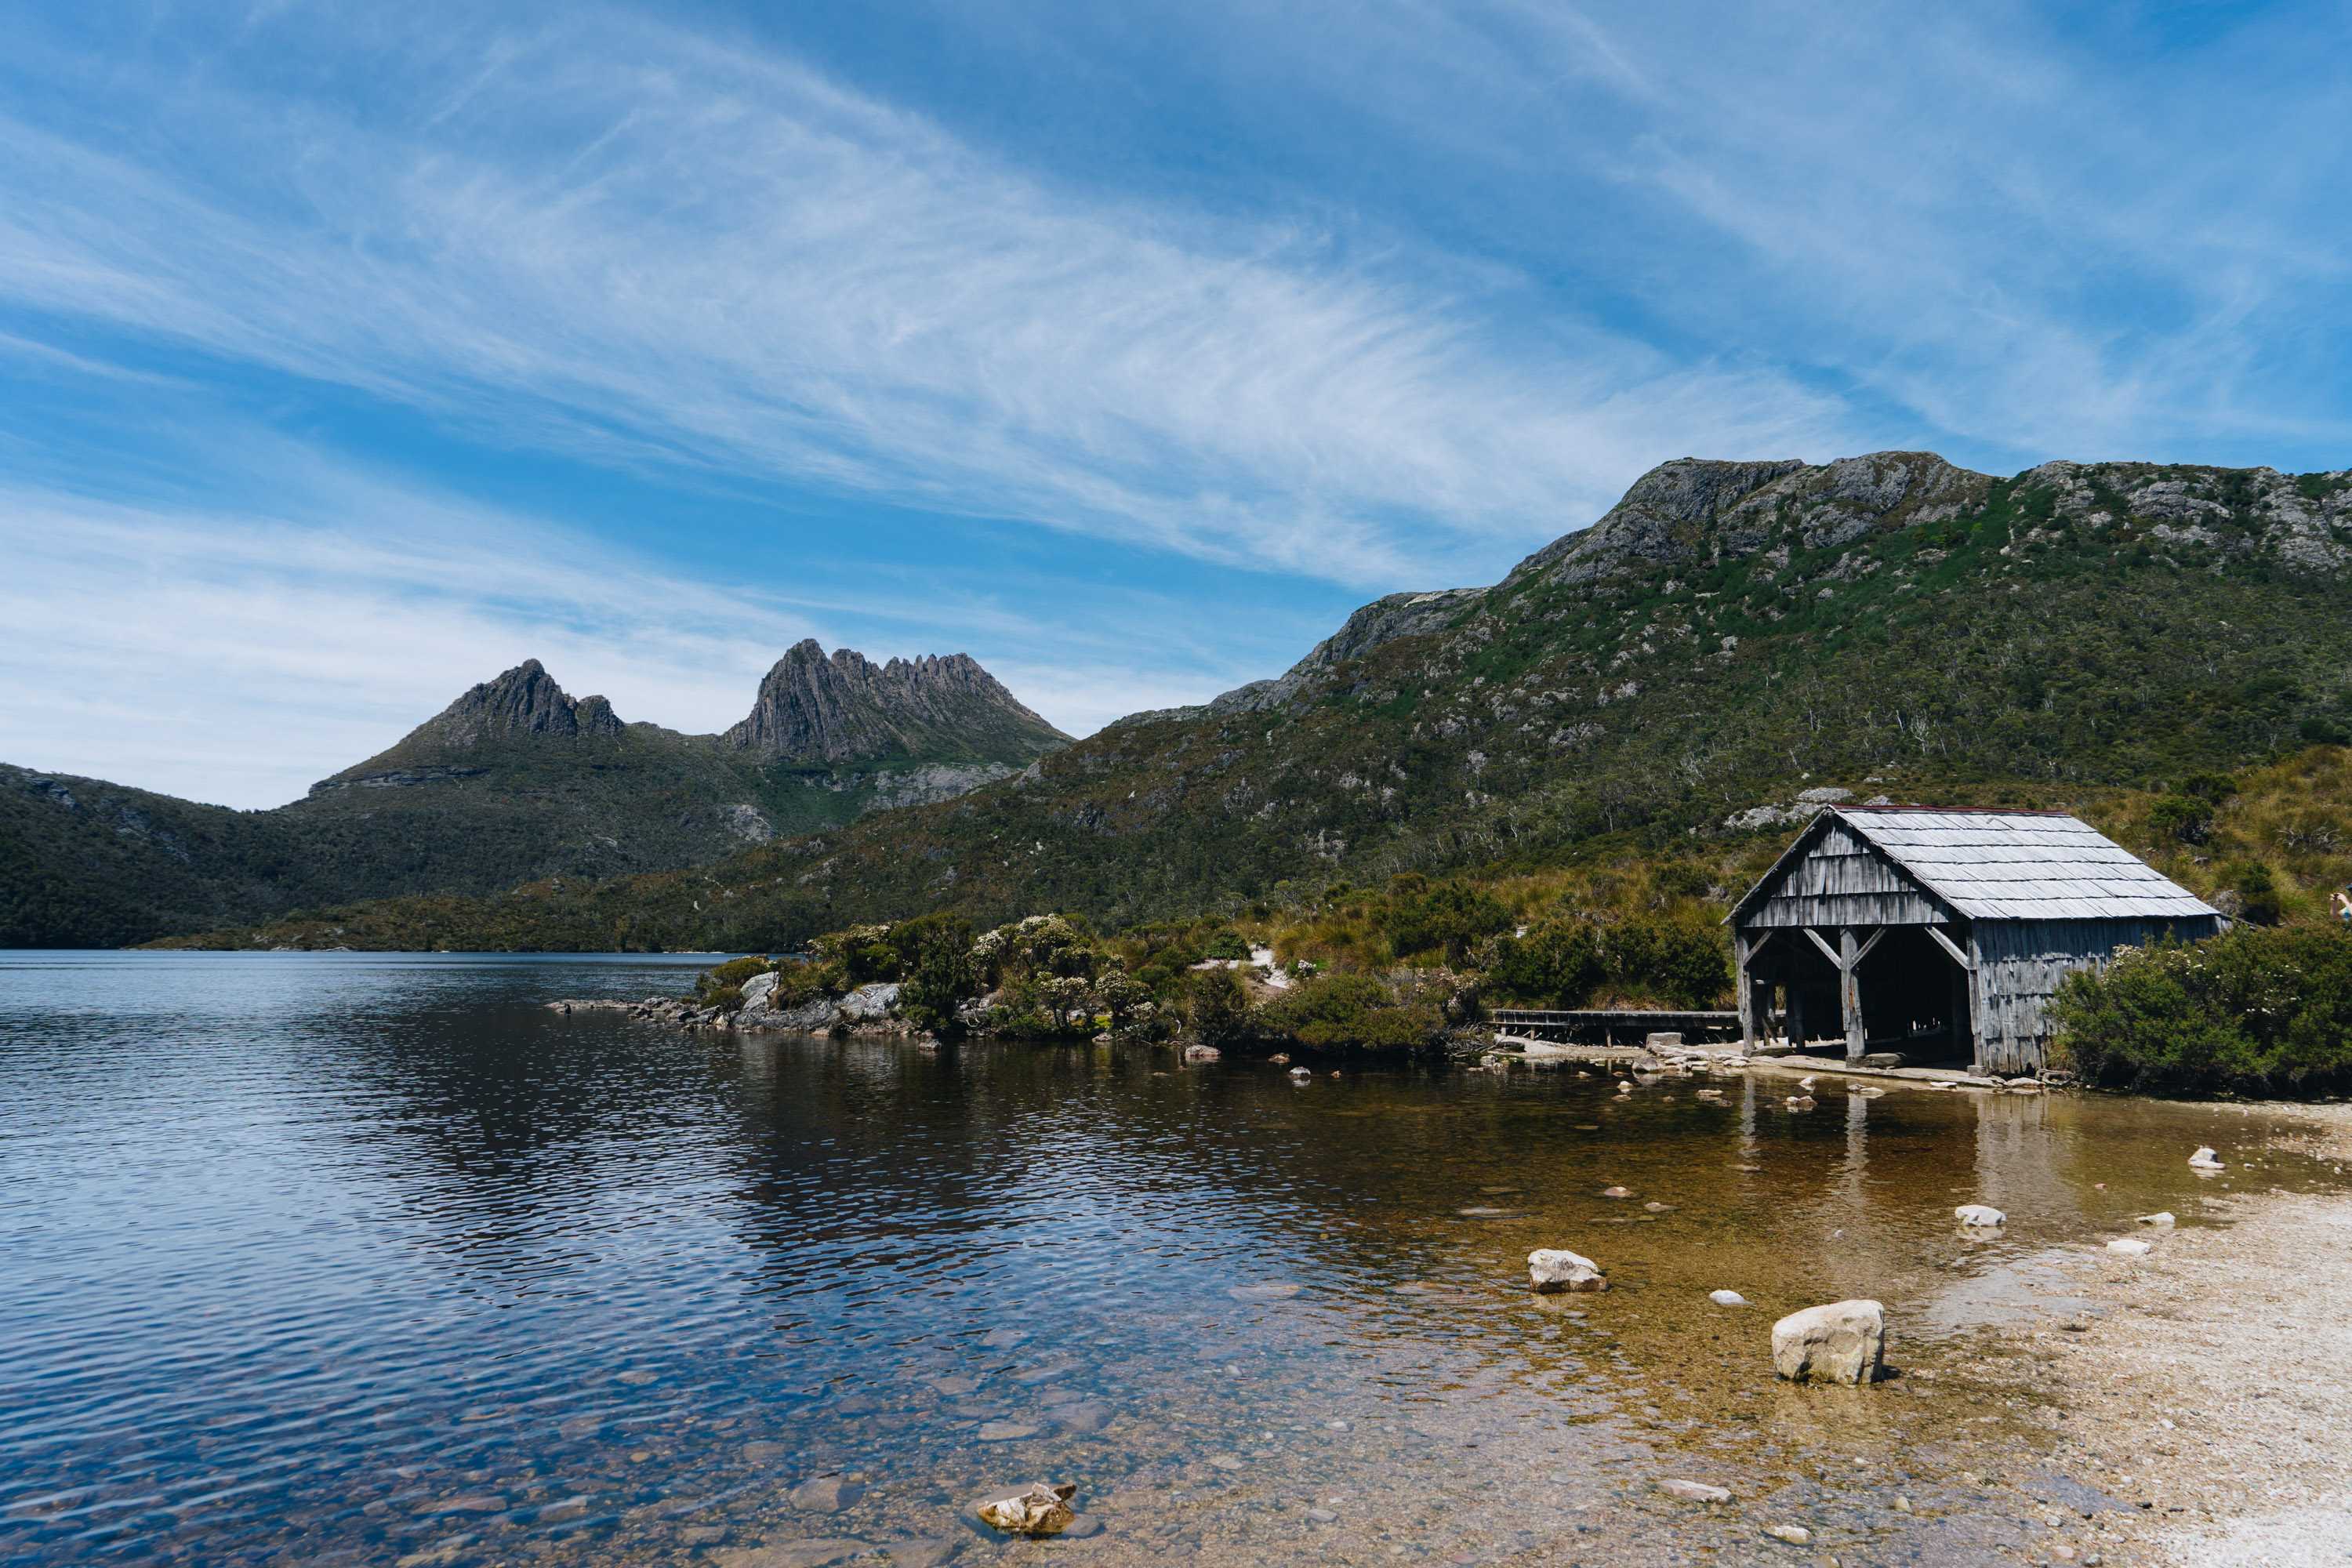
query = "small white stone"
xmin=1709 ymin=1290 xmax=1748 ymax=1307
xmin=1656 ymin=1478 xmax=1732 ymax=1503
xmin=2136 ymin=1211 xmax=2175 ymax=1227
xmin=2106 ymin=1238 xmax=2152 ymax=1256
xmin=2187 ymin=1146 xmax=2225 ymax=1171
xmin=1762 ymin=1523 xmax=1812 ymax=1544
xmin=1954 ymin=1204 xmax=2006 ymax=1227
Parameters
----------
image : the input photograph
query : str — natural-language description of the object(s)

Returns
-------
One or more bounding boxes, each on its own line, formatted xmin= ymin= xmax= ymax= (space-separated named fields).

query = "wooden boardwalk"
xmin=1486 ymin=1007 xmax=1741 ymax=1046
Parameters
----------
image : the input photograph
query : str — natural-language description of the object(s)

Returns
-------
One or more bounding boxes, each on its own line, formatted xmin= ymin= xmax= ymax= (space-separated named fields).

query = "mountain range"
xmin=13 ymin=450 xmax=2352 ymax=951
xmin=2 ymin=641 xmax=1066 ymax=946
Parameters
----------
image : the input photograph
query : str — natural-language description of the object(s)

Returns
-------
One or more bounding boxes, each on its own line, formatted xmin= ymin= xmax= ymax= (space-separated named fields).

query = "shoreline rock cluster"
xmin=546 ymin=977 xmax=924 ymax=1040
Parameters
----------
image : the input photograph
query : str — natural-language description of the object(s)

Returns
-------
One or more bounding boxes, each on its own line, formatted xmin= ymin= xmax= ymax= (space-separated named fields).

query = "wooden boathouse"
xmin=1726 ymin=807 xmax=2223 ymax=1075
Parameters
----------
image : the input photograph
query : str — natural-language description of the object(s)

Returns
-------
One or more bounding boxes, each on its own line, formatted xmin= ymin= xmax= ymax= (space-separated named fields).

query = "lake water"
xmin=2 ymin=952 xmax=2340 ymax=1567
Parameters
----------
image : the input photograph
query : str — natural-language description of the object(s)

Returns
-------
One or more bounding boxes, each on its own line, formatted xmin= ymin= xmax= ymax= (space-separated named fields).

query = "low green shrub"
xmin=1260 ymin=971 xmax=1440 ymax=1048
xmin=2049 ymin=924 xmax=2352 ymax=1096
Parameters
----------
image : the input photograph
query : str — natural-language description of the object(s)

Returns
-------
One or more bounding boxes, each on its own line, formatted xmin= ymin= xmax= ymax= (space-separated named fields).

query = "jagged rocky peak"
xmin=420 ymin=660 xmax=626 ymax=747
xmin=724 ymin=640 xmax=1068 ymax=766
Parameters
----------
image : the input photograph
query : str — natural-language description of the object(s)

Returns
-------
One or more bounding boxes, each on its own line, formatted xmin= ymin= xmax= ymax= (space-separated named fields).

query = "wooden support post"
xmin=1839 ymin=926 xmax=1866 ymax=1061
xmin=1949 ymin=960 xmax=1972 ymax=1058
xmin=1734 ymin=933 xmax=1755 ymax=1049
xmin=1788 ymin=984 xmax=1807 ymax=1051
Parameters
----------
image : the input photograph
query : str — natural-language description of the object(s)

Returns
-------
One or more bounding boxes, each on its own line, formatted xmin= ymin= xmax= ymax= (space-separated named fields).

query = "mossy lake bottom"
xmin=3 ymin=951 xmax=2341 ymax=1566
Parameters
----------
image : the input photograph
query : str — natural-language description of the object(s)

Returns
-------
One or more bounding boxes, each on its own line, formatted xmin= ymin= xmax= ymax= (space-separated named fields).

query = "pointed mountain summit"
xmin=412 ymin=659 xmax=624 ymax=747
xmin=314 ymin=660 xmax=627 ymax=789
xmin=725 ymin=640 xmax=1069 ymax=766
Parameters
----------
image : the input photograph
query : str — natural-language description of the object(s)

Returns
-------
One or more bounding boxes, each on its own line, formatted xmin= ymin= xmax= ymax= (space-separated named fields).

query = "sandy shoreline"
xmin=1969 ymin=1102 xmax=2352 ymax=1566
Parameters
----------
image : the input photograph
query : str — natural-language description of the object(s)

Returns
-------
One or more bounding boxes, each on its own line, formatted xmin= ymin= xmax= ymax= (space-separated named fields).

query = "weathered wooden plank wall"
xmin=1745 ymin=819 xmax=1949 ymax=929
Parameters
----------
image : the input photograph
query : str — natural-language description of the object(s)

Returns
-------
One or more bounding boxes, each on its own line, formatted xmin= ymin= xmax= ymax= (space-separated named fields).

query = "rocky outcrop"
xmin=1771 ymin=1299 xmax=1887 ymax=1385
xmin=734 ymin=980 xmax=904 ymax=1034
xmin=724 ymin=640 xmax=1068 ymax=766
xmin=1505 ymin=451 xmax=1992 ymax=590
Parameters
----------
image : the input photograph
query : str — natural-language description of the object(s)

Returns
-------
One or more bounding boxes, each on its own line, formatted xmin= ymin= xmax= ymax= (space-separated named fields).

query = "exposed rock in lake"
xmin=1771 ymin=1299 xmax=1886 ymax=1385
xmin=975 ymin=1482 xmax=1076 ymax=1536
xmin=1955 ymin=1204 xmax=2007 ymax=1227
xmin=1528 ymin=1248 xmax=1608 ymax=1293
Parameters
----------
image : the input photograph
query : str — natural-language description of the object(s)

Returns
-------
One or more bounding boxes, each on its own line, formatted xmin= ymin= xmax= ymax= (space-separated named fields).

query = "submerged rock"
xmin=975 ymin=1483 xmax=1076 ymax=1537
xmin=1227 ymin=1283 xmax=1302 ymax=1301
xmin=1770 ymin=1300 xmax=1886 ymax=1385
xmin=789 ymin=1475 xmax=866 ymax=1512
xmin=711 ymin=1540 xmax=869 ymax=1568
xmin=1955 ymin=1204 xmax=2006 ymax=1227
xmin=1528 ymin=1248 xmax=1608 ymax=1293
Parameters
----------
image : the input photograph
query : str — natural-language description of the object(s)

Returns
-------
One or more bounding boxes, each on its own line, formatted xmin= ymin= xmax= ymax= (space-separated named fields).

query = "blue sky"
xmin=3 ymin=0 xmax=2347 ymax=808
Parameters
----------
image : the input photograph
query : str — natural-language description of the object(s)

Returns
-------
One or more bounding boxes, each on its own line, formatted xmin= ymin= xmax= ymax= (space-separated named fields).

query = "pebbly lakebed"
xmin=2 ymin=951 xmax=2343 ymax=1567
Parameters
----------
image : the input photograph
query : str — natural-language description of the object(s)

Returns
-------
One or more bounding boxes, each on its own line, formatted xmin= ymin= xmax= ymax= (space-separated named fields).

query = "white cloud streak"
xmin=0 ymin=443 xmax=1285 ymax=808
xmin=0 ymin=3 xmax=1860 ymax=592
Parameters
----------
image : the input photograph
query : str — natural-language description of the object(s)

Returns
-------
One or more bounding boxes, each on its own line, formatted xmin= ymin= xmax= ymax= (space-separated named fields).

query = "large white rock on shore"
xmin=837 ymin=982 xmax=901 ymax=1022
xmin=1528 ymin=1248 xmax=1608 ymax=1293
xmin=1770 ymin=1299 xmax=1886 ymax=1385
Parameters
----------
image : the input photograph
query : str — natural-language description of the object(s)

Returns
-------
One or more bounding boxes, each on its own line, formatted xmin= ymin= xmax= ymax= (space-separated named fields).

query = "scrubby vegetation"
xmin=2050 ymin=924 xmax=2352 ymax=1098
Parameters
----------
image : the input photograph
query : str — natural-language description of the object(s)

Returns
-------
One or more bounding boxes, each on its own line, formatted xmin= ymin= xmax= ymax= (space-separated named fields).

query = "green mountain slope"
xmin=2 ymin=644 xmax=1066 ymax=946
xmin=158 ymin=451 xmax=2352 ymax=953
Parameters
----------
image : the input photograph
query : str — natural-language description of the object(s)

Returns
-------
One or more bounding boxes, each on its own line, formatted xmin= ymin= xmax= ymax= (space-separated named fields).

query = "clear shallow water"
xmin=1 ymin=952 xmax=2339 ymax=1567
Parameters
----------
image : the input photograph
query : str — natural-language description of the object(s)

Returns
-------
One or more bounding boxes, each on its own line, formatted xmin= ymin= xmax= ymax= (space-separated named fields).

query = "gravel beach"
xmin=1994 ymin=1103 xmax=2352 ymax=1566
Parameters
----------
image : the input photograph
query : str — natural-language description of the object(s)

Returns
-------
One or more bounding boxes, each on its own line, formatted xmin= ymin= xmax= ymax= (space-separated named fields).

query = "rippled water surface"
xmin=2 ymin=952 xmax=2340 ymax=1566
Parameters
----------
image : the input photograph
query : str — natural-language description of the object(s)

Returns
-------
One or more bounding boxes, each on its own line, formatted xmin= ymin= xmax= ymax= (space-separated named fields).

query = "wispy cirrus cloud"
xmin=0 ymin=3 xmax=1858 ymax=592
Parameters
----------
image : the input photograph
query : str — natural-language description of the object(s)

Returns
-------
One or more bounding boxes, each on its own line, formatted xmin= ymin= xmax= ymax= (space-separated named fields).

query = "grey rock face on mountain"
xmin=1210 ymin=589 xmax=1485 ymax=716
xmin=1505 ymin=451 xmax=1991 ymax=590
xmin=417 ymin=659 xmax=625 ymax=746
xmin=724 ymin=640 xmax=1069 ymax=766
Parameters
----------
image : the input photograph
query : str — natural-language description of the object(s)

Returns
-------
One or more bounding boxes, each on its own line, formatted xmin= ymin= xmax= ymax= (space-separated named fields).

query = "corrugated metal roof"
xmin=1830 ymin=807 xmax=2220 ymax=921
